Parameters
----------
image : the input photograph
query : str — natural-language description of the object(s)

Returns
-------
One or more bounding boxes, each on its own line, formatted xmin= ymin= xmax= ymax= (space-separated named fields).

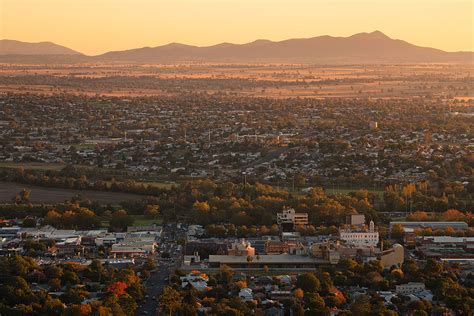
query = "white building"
xmin=396 ymin=282 xmax=426 ymax=295
xmin=339 ymin=220 xmax=379 ymax=247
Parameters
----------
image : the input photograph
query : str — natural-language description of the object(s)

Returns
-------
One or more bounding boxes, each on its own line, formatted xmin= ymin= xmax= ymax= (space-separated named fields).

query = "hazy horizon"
xmin=1 ymin=0 xmax=472 ymax=55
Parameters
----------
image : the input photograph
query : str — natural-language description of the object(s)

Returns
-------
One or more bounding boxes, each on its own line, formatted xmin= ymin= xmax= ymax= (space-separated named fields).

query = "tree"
xmin=216 ymin=265 xmax=234 ymax=285
xmin=13 ymin=188 xmax=31 ymax=204
xmin=193 ymin=201 xmax=210 ymax=212
xmin=45 ymin=264 xmax=64 ymax=279
xmin=103 ymin=296 xmax=126 ymax=316
xmin=19 ymin=189 xmax=30 ymax=203
xmin=391 ymin=223 xmax=405 ymax=241
xmin=294 ymin=288 xmax=304 ymax=300
xmin=181 ymin=303 xmax=198 ymax=316
xmin=67 ymin=304 xmax=92 ymax=316
xmin=159 ymin=286 xmax=182 ymax=316
xmin=42 ymin=297 xmax=64 ymax=315
xmin=144 ymin=204 xmax=160 ymax=218
xmin=45 ymin=210 xmax=62 ymax=227
xmin=294 ymin=174 xmax=306 ymax=188
xmin=118 ymin=294 xmax=137 ymax=315
xmin=305 ymin=292 xmax=326 ymax=313
xmin=269 ymin=224 xmax=280 ymax=235
xmin=384 ymin=190 xmax=405 ymax=212
xmin=95 ymin=306 xmax=113 ymax=316
xmin=350 ymin=295 xmax=371 ymax=315
xmin=291 ymin=300 xmax=305 ymax=316
xmin=62 ymin=270 xmax=80 ymax=286
xmin=442 ymin=209 xmax=465 ymax=221
xmin=407 ymin=211 xmax=429 ymax=221
xmin=62 ymin=287 xmax=90 ymax=304
xmin=107 ymin=281 xmax=128 ymax=297
xmin=49 ymin=278 xmax=62 ymax=291
xmin=22 ymin=217 xmax=36 ymax=227
xmin=143 ymin=258 xmax=156 ymax=271
xmin=109 ymin=209 xmax=134 ymax=231
xmin=295 ymin=273 xmax=320 ymax=293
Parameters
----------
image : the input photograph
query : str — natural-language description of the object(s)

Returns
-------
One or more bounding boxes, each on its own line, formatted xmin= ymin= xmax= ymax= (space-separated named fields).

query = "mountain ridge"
xmin=1 ymin=31 xmax=473 ymax=63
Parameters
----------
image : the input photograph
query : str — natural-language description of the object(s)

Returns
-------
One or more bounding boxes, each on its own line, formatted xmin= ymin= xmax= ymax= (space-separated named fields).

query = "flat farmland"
xmin=0 ymin=181 xmax=144 ymax=204
xmin=0 ymin=63 xmax=471 ymax=99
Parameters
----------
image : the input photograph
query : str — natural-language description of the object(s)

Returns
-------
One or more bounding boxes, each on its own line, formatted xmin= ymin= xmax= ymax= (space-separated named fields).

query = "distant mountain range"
xmin=1 ymin=31 xmax=473 ymax=63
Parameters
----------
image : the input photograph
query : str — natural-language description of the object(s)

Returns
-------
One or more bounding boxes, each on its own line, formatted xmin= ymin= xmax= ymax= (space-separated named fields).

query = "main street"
xmin=135 ymin=224 xmax=185 ymax=315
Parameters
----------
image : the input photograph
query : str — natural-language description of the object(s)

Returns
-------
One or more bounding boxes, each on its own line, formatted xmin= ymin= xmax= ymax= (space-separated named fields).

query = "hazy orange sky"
xmin=1 ymin=0 xmax=472 ymax=55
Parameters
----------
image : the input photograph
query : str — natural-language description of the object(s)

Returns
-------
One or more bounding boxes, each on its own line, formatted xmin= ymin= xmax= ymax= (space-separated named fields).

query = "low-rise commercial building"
xmin=390 ymin=221 xmax=468 ymax=232
xmin=277 ymin=208 xmax=308 ymax=230
xmin=209 ymin=254 xmax=327 ymax=270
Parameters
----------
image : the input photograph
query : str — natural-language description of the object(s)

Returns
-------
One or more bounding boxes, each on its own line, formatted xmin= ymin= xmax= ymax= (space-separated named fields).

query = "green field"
xmin=279 ymin=184 xmax=385 ymax=199
xmin=325 ymin=187 xmax=385 ymax=198
xmin=100 ymin=215 xmax=162 ymax=228
xmin=0 ymin=162 xmax=66 ymax=171
xmin=103 ymin=180 xmax=176 ymax=189
xmin=132 ymin=215 xmax=163 ymax=226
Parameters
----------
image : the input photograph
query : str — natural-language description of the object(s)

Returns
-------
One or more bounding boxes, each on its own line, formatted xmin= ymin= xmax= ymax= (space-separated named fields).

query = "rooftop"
xmin=209 ymin=254 xmax=326 ymax=264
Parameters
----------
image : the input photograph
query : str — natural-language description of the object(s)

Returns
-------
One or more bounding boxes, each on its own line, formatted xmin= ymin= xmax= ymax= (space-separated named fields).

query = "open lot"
xmin=0 ymin=181 xmax=144 ymax=204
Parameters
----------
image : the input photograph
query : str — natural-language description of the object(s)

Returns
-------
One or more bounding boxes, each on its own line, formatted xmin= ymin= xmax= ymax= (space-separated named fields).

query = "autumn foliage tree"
xmin=107 ymin=281 xmax=128 ymax=297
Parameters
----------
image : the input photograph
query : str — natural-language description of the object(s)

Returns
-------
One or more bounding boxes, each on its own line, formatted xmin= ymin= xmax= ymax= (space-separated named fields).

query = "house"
xmin=180 ymin=271 xmax=209 ymax=292
xmin=239 ymin=288 xmax=253 ymax=302
xmin=377 ymin=291 xmax=396 ymax=305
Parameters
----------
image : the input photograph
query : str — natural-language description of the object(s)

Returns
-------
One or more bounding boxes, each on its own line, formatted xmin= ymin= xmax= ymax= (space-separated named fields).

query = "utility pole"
xmin=208 ymin=129 xmax=211 ymax=147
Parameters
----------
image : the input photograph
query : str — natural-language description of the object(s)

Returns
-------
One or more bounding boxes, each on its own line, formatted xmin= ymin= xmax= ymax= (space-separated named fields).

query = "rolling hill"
xmin=0 ymin=39 xmax=82 ymax=55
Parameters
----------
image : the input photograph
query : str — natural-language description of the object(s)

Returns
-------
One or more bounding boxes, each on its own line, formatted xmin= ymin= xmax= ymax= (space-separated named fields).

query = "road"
xmin=135 ymin=224 xmax=185 ymax=315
